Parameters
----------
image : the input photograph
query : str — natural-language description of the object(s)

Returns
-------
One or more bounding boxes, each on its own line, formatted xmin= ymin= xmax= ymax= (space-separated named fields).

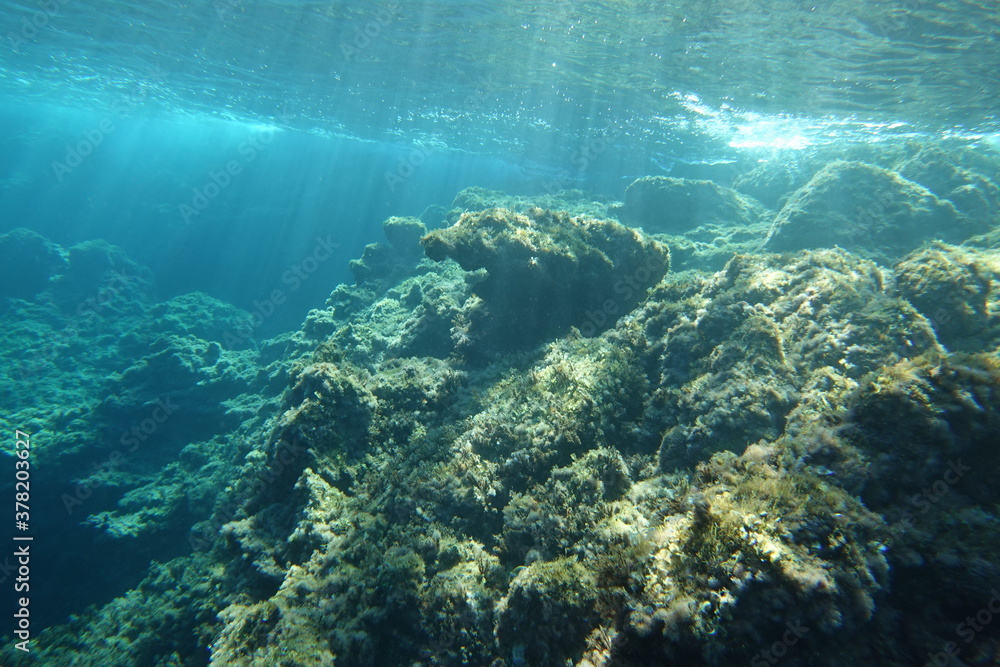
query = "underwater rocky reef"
xmin=2 ymin=140 xmax=1000 ymax=666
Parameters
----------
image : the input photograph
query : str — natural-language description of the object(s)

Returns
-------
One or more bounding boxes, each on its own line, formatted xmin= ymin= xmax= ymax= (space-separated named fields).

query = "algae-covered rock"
xmin=276 ymin=362 xmax=376 ymax=457
xmin=12 ymin=192 xmax=1000 ymax=667
xmin=382 ymin=215 xmax=426 ymax=254
xmin=495 ymin=558 xmax=599 ymax=665
xmin=349 ymin=216 xmax=428 ymax=285
xmin=648 ymin=248 xmax=938 ymax=469
xmin=895 ymin=243 xmax=997 ymax=348
xmin=764 ymin=160 xmax=980 ymax=259
xmin=169 ymin=215 xmax=1000 ymax=664
xmin=617 ymin=452 xmax=891 ymax=665
xmin=422 ymin=206 xmax=669 ymax=352
xmin=847 ymin=352 xmax=1000 ymax=511
xmin=11 ymin=555 xmax=226 ymax=667
xmin=608 ymin=175 xmax=776 ymax=273
xmin=312 ymin=256 xmax=471 ymax=365
xmin=0 ymin=234 xmax=283 ymax=637
xmin=141 ymin=292 xmax=257 ymax=350
xmin=614 ymin=175 xmax=770 ymax=234
xmin=660 ymin=219 xmax=774 ymax=273
xmin=837 ymin=352 xmax=1000 ymax=656
xmin=100 ymin=334 xmax=254 ymax=436
xmin=348 ymin=241 xmax=394 ymax=284
xmin=896 ymin=145 xmax=1000 ymax=224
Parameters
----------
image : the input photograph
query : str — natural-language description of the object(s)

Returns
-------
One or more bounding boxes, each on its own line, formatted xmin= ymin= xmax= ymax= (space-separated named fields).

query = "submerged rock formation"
xmin=894 ymin=243 xmax=998 ymax=349
xmin=421 ymin=206 xmax=670 ymax=353
xmin=764 ymin=160 xmax=983 ymax=260
xmin=7 ymin=152 xmax=1000 ymax=665
xmin=349 ymin=216 xmax=428 ymax=285
xmin=613 ymin=175 xmax=770 ymax=235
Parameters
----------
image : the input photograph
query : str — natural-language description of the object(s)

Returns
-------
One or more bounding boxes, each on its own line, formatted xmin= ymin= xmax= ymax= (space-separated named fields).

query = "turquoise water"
xmin=3 ymin=0 xmax=997 ymax=325
xmin=2 ymin=1 xmax=1000 ymax=665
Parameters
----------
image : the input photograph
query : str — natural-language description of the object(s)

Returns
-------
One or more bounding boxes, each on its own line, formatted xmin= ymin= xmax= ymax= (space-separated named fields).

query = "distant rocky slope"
xmin=615 ymin=140 xmax=1000 ymax=271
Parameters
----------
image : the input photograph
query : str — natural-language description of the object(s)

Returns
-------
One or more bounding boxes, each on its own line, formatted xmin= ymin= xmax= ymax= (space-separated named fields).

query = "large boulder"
xmin=894 ymin=243 xmax=997 ymax=349
xmin=613 ymin=176 xmax=770 ymax=234
xmin=764 ymin=160 xmax=981 ymax=259
xmin=421 ymin=207 xmax=669 ymax=352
